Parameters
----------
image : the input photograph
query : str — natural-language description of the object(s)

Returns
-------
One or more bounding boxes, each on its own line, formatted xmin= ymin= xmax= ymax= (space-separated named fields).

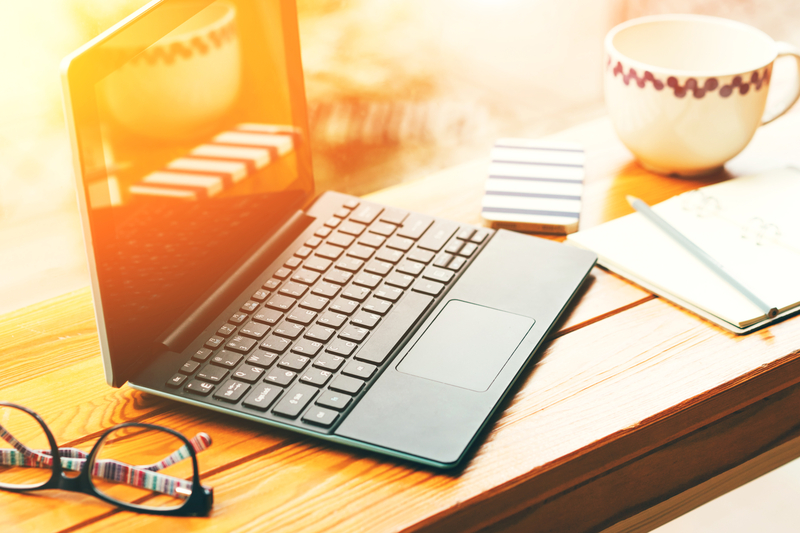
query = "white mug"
xmin=604 ymin=14 xmax=800 ymax=176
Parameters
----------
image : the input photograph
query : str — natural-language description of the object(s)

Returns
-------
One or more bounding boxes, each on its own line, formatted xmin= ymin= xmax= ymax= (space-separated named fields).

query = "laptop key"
xmin=294 ymin=246 xmax=312 ymax=259
xmin=316 ymin=389 xmax=352 ymax=411
xmin=326 ymin=339 xmax=357 ymax=357
xmin=212 ymin=350 xmax=244 ymax=368
xmin=265 ymin=368 xmax=296 ymax=386
xmin=246 ymin=350 xmax=279 ymax=368
xmin=285 ymin=257 xmax=303 ymax=269
xmin=362 ymin=297 xmax=392 ymax=315
xmin=166 ymin=373 xmax=187 ymax=388
xmin=340 ymin=325 xmax=369 ymax=342
xmin=305 ymin=236 xmax=323 ymax=248
xmin=299 ymin=295 xmax=329 ymax=312
xmin=306 ymin=325 xmax=336 ymax=342
xmin=379 ymin=208 xmax=409 ymax=226
xmin=329 ymin=375 xmax=364 ymax=395
xmin=192 ymin=348 xmax=213 ymax=362
xmin=397 ymin=214 xmax=433 ymax=240
xmin=274 ymin=267 xmax=292 ymax=279
xmin=292 ymin=339 xmax=323 ymax=357
xmin=288 ymin=308 xmax=317 ymax=325
xmin=299 ymin=368 xmax=333 ymax=387
xmin=213 ymin=380 xmax=250 ymax=403
xmin=407 ymin=248 xmax=435 ymax=264
xmin=353 ymin=273 xmax=381 ymax=289
xmin=347 ymin=244 xmax=374 ymax=261
xmin=369 ymin=221 xmax=395 ymax=237
xmin=225 ymin=336 xmax=257 ymax=354
xmin=343 ymin=199 xmax=359 ymax=209
xmin=304 ymin=256 xmax=332 ymax=273
xmin=417 ymin=221 xmax=458 ymax=252
xmin=459 ymin=242 xmax=478 ymax=257
xmin=385 ymin=272 xmax=414 ymax=289
xmin=350 ymin=204 xmax=383 ymax=225
xmin=471 ymin=230 xmax=489 ymax=243
xmin=197 ymin=364 xmax=228 ymax=383
xmin=342 ymin=285 xmax=370 ymax=302
xmin=266 ymin=294 xmax=295 ymax=311
xmin=311 ymin=281 xmax=340 ymax=298
xmin=364 ymin=259 xmax=392 ymax=276
xmin=262 ymin=278 xmax=281 ymax=290
xmin=375 ymin=248 xmax=403 ymax=264
xmin=261 ymin=335 xmax=291 ymax=354
xmin=273 ymin=321 xmax=304 ymax=339
xmin=228 ymin=312 xmax=249 ymax=325
xmin=457 ymin=227 xmax=476 ymax=240
xmin=422 ymin=266 xmax=454 ymax=284
xmin=272 ymin=384 xmax=318 ymax=418
xmin=239 ymin=321 xmax=270 ymax=339
xmin=351 ymin=311 xmax=380 ymax=329
xmin=302 ymin=407 xmax=339 ymax=428
xmin=329 ymin=297 xmax=358 ymax=315
xmin=240 ymin=300 xmax=259 ymax=313
xmin=251 ymin=289 xmax=269 ymax=302
xmin=335 ymin=257 xmax=364 ymax=273
xmin=313 ymin=353 xmax=345 ymax=371
xmin=232 ymin=364 xmax=265 ymax=383
xmin=374 ymin=284 xmax=403 ymax=302
xmin=343 ymin=360 xmax=377 ymax=380
xmin=278 ymin=353 xmax=310 ymax=371
xmin=412 ymin=279 xmax=444 ymax=297
xmin=339 ymin=221 xmax=367 ymax=236
xmin=317 ymin=311 xmax=347 ymax=328
xmin=396 ymin=260 xmax=424 ymax=276
xmin=358 ymin=233 xmax=385 ymax=248
xmin=324 ymin=216 xmax=342 ymax=228
xmin=314 ymin=226 xmax=332 ymax=238
xmin=253 ymin=308 xmax=283 ymax=325
xmin=323 ymin=269 xmax=353 ymax=285
xmin=316 ymin=244 xmax=343 ymax=260
xmin=204 ymin=336 xmax=224 ymax=349
xmin=292 ymin=269 xmax=320 ymax=285
xmin=242 ymin=384 xmax=282 ymax=411
xmin=279 ymin=281 xmax=308 ymax=298
xmin=444 ymin=240 xmax=464 ymax=255
xmin=433 ymin=254 xmax=453 ymax=268
xmin=447 ymin=256 xmax=467 ymax=271
xmin=185 ymin=380 xmax=215 ymax=396
xmin=327 ymin=232 xmax=354 ymax=248
xmin=386 ymin=236 xmax=414 ymax=252
xmin=354 ymin=291 xmax=433 ymax=365
xmin=180 ymin=360 xmax=200 ymax=374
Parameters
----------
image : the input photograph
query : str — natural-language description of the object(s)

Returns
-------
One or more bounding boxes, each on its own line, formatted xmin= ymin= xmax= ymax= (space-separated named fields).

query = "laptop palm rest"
xmin=335 ymin=230 xmax=596 ymax=466
xmin=396 ymin=300 xmax=534 ymax=392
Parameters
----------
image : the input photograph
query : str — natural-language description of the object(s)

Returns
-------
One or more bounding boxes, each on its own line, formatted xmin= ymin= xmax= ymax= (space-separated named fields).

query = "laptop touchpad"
xmin=397 ymin=300 xmax=535 ymax=392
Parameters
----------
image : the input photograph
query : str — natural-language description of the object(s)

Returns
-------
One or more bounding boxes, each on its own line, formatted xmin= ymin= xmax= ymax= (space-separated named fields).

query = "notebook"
xmin=567 ymin=167 xmax=800 ymax=334
xmin=61 ymin=0 xmax=596 ymax=469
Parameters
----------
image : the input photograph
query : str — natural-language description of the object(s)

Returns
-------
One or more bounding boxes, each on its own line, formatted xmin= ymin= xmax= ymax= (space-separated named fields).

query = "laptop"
xmin=61 ymin=0 xmax=596 ymax=468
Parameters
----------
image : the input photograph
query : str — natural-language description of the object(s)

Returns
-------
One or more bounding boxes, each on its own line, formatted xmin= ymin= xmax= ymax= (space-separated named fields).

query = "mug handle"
xmin=761 ymin=41 xmax=800 ymax=125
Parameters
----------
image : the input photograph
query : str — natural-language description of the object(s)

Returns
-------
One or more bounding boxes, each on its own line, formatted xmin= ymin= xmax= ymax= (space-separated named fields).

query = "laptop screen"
xmin=64 ymin=0 xmax=314 ymax=383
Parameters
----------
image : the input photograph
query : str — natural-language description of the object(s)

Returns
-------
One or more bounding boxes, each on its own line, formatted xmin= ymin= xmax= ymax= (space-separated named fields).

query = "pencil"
xmin=626 ymin=195 xmax=778 ymax=319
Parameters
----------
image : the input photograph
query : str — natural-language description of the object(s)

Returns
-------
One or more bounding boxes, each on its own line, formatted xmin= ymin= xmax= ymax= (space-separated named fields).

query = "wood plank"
xmin=8 ymin=298 xmax=796 ymax=533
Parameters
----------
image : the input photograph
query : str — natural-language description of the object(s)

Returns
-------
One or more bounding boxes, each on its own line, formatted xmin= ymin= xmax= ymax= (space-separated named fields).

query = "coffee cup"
xmin=604 ymin=14 xmax=800 ymax=176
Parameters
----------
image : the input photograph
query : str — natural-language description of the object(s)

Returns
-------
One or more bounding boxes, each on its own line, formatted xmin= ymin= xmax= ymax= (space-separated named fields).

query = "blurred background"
xmin=2 ymin=1 xmax=800 ymax=531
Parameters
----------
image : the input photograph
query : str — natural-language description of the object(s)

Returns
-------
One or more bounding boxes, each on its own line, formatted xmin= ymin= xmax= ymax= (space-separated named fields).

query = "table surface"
xmin=2 ymin=112 xmax=800 ymax=533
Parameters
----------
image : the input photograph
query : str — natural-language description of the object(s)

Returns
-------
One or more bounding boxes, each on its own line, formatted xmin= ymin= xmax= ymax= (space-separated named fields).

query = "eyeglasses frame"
xmin=0 ymin=401 xmax=213 ymax=516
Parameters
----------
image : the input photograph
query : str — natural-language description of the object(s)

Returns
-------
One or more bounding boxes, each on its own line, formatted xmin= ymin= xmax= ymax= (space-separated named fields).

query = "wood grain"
xmin=2 ymin=112 xmax=800 ymax=533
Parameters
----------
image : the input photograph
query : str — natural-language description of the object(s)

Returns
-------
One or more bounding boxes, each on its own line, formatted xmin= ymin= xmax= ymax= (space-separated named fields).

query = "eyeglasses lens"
xmin=90 ymin=426 xmax=195 ymax=510
xmin=0 ymin=406 xmax=53 ymax=489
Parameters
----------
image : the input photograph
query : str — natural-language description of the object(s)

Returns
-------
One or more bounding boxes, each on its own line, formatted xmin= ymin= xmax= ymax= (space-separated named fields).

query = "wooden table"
xmin=2 ymin=113 xmax=800 ymax=533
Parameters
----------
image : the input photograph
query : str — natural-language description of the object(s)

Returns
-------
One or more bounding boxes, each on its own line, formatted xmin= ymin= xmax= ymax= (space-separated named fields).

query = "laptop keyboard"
xmin=165 ymin=199 xmax=490 ymax=430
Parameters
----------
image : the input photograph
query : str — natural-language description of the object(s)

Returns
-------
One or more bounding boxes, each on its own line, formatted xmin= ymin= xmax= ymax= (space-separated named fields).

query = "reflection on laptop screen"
xmin=83 ymin=0 xmax=313 ymax=377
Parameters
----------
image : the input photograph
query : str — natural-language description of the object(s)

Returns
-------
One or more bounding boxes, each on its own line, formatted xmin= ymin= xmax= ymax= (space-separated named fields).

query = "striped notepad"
xmin=481 ymin=139 xmax=585 ymax=234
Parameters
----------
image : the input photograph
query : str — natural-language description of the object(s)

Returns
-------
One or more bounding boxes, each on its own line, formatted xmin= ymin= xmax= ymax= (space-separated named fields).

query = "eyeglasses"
xmin=0 ymin=402 xmax=213 ymax=516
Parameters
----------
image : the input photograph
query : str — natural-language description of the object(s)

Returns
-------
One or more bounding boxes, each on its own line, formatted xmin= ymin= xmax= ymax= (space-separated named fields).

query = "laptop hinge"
xmin=158 ymin=209 xmax=313 ymax=354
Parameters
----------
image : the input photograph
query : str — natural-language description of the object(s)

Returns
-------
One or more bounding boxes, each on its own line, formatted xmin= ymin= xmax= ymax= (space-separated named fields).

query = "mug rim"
xmin=605 ymin=14 xmax=777 ymax=78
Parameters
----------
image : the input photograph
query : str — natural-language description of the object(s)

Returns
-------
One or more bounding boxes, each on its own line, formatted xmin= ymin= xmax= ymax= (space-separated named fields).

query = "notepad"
xmin=567 ymin=167 xmax=800 ymax=333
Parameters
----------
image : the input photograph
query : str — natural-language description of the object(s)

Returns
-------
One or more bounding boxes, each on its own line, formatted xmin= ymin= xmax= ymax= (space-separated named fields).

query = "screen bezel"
xmin=61 ymin=0 xmax=315 ymax=386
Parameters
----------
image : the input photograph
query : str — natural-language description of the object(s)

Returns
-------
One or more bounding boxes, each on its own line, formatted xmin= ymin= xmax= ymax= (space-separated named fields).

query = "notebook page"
xmin=567 ymin=168 xmax=800 ymax=328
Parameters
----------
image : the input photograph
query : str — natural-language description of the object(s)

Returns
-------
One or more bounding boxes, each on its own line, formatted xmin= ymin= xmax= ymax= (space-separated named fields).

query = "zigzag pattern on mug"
xmin=610 ymin=59 xmax=771 ymax=99
xmin=130 ymin=20 xmax=237 ymax=66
